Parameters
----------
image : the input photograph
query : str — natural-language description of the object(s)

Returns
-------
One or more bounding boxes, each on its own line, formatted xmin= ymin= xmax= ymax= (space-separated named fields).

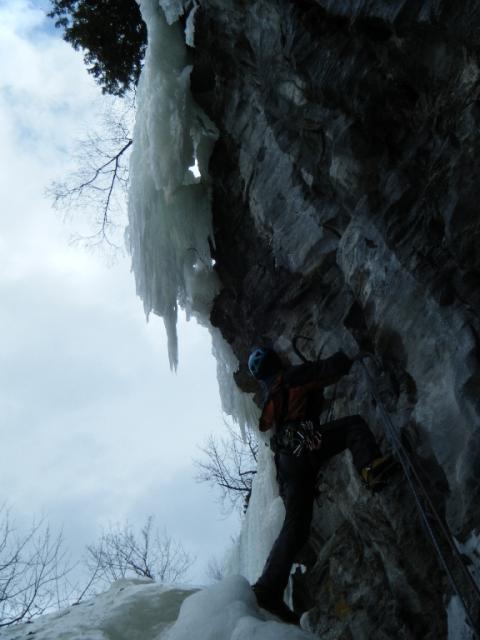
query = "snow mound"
xmin=1 ymin=578 xmax=196 ymax=640
xmin=165 ymin=575 xmax=315 ymax=640
xmin=2 ymin=577 xmax=315 ymax=640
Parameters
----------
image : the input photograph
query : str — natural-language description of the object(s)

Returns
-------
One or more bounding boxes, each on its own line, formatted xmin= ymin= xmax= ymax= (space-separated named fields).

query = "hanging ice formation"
xmin=125 ymin=0 xmax=286 ymax=610
xmin=128 ymin=0 xmax=258 ymax=436
xmin=127 ymin=0 xmax=218 ymax=369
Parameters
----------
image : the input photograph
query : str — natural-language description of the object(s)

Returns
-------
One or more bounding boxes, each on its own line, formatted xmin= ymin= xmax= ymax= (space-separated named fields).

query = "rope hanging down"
xmin=292 ymin=335 xmax=337 ymax=423
xmin=360 ymin=355 xmax=480 ymax=638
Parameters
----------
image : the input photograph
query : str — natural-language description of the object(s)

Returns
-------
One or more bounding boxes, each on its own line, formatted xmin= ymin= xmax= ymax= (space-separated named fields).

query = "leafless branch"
xmin=0 ymin=506 xmax=72 ymax=627
xmin=206 ymin=555 xmax=226 ymax=583
xmin=47 ymin=97 xmax=135 ymax=252
xmin=193 ymin=422 xmax=258 ymax=515
xmin=84 ymin=517 xmax=195 ymax=591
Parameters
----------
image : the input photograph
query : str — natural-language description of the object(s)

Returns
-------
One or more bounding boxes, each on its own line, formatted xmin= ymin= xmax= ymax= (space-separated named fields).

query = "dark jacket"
xmin=259 ymin=351 xmax=352 ymax=432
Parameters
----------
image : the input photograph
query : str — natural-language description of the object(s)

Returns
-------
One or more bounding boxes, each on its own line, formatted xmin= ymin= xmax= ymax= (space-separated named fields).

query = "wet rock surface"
xmin=191 ymin=1 xmax=480 ymax=636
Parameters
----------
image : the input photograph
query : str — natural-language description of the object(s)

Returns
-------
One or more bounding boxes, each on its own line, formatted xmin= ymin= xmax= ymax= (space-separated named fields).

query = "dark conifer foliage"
xmin=48 ymin=0 xmax=147 ymax=96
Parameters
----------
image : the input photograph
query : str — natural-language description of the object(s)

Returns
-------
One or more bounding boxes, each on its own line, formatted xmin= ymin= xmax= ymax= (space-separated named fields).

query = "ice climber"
xmin=247 ymin=346 xmax=394 ymax=625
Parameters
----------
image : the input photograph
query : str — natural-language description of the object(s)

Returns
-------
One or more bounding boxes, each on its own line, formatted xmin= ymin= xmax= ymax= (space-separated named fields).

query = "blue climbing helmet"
xmin=248 ymin=347 xmax=282 ymax=380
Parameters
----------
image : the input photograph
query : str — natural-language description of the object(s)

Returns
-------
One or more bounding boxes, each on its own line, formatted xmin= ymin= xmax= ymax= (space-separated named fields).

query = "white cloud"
xmin=0 ymin=1 xmax=97 ymax=112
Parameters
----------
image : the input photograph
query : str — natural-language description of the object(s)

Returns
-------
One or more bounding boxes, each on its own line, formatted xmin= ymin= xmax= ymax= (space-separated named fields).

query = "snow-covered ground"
xmin=1 ymin=579 xmax=193 ymax=640
xmin=1 ymin=576 xmax=315 ymax=640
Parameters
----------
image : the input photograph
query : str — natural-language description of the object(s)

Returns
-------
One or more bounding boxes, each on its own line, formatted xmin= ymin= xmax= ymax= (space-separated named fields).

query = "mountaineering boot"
xmin=361 ymin=454 xmax=397 ymax=491
xmin=252 ymin=584 xmax=300 ymax=625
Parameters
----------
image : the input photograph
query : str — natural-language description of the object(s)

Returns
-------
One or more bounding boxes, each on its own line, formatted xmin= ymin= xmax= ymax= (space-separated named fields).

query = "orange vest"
xmin=259 ymin=374 xmax=325 ymax=432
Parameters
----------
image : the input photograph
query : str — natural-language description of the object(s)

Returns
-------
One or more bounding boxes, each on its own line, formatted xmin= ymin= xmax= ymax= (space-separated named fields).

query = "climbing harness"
xmin=271 ymin=420 xmax=322 ymax=457
xmin=359 ymin=354 xmax=480 ymax=638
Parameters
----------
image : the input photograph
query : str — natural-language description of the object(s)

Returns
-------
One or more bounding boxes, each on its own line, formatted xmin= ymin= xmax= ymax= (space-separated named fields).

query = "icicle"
xmin=128 ymin=0 xmax=218 ymax=368
xmin=185 ymin=1 xmax=200 ymax=47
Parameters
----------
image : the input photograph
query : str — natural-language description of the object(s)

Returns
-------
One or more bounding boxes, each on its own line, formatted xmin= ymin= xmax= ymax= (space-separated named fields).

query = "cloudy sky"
xmin=0 ymin=0 xmax=239 ymax=586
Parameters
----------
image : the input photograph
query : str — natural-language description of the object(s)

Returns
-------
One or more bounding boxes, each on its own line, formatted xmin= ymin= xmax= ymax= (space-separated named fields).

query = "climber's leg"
xmin=254 ymin=452 xmax=314 ymax=597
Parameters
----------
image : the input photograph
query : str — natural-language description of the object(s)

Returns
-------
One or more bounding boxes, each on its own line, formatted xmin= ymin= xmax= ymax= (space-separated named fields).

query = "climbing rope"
xmin=291 ymin=334 xmax=337 ymax=423
xmin=292 ymin=335 xmax=314 ymax=364
xmin=359 ymin=355 xmax=480 ymax=638
xmin=290 ymin=336 xmax=479 ymax=631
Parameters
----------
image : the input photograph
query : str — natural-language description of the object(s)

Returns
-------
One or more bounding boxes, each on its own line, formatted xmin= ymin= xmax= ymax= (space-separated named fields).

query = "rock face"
xmin=190 ymin=1 xmax=480 ymax=637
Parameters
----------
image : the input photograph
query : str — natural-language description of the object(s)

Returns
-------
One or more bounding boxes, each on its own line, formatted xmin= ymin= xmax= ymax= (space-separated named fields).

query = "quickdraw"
xmin=271 ymin=420 xmax=322 ymax=457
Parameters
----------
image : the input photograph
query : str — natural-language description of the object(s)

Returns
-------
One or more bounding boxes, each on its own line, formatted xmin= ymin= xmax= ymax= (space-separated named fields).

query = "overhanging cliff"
xmin=188 ymin=1 xmax=480 ymax=637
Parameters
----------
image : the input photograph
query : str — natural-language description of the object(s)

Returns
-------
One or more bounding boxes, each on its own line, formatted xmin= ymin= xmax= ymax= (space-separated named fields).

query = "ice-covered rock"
xmin=186 ymin=1 xmax=480 ymax=638
xmin=127 ymin=0 xmax=218 ymax=368
xmin=125 ymin=0 xmax=480 ymax=638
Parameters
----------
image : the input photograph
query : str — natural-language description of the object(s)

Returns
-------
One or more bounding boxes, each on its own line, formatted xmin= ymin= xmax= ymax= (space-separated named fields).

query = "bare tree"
xmin=47 ymin=97 xmax=135 ymax=251
xmin=194 ymin=423 xmax=258 ymax=514
xmin=0 ymin=506 xmax=71 ymax=627
xmin=84 ymin=517 xmax=195 ymax=590
xmin=206 ymin=555 xmax=227 ymax=584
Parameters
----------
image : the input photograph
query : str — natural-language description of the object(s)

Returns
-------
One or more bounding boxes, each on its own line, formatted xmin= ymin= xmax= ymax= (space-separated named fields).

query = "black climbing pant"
xmin=254 ymin=415 xmax=381 ymax=599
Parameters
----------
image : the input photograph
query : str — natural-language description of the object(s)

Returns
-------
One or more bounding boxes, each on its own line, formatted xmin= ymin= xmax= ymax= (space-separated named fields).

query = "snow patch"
xmin=164 ymin=575 xmax=315 ymax=639
xmin=1 ymin=579 xmax=196 ymax=640
xmin=447 ymin=595 xmax=475 ymax=640
xmin=2 ymin=577 xmax=317 ymax=639
xmin=157 ymin=0 xmax=187 ymax=25
xmin=448 ymin=531 xmax=480 ymax=639
xmin=185 ymin=2 xmax=199 ymax=47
